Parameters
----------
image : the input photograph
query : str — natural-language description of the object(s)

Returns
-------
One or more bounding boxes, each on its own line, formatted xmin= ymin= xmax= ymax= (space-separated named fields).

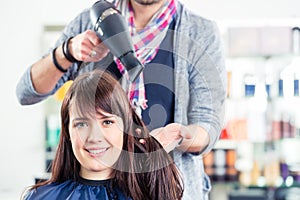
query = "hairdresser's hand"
xmin=150 ymin=123 xmax=192 ymax=153
xmin=68 ymin=30 xmax=110 ymax=62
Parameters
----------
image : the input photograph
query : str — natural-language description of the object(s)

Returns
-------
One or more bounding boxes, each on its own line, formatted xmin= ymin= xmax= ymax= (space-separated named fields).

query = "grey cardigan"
xmin=16 ymin=2 xmax=226 ymax=199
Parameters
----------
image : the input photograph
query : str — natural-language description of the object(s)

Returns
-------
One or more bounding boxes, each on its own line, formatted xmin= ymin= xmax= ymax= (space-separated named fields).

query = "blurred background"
xmin=1 ymin=0 xmax=300 ymax=199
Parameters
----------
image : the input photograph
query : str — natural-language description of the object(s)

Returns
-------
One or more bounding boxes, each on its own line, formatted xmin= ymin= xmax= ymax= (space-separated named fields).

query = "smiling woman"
xmin=21 ymin=69 xmax=183 ymax=200
xmin=69 ymin=111 xmax=124 ymax=180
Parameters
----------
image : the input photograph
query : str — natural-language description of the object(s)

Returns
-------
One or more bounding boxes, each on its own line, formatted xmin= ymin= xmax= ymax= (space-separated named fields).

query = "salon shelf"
xmin=214 ymin=139 xmax=237 ymax=149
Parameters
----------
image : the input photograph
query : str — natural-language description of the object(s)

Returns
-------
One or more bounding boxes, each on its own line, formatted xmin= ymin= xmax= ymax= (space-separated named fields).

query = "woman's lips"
xmin=86 ymin=147 xmax=109 ymax=157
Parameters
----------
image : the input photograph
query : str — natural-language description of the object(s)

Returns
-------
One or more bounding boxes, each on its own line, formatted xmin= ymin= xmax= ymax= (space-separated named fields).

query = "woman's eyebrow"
xmin=71 ymin=117 xmax=89 ymax=122
xmin=97 ymin=115 xmax=115 ymax=120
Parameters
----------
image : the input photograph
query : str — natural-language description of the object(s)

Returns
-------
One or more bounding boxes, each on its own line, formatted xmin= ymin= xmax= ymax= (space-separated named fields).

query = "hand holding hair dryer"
xmin=90 ymin=0 xmax=144 ymax=82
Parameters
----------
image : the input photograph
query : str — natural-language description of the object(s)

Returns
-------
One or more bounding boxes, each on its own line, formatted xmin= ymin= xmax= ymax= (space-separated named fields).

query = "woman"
xmin=22 ymin=70 xmax=183 ymax=200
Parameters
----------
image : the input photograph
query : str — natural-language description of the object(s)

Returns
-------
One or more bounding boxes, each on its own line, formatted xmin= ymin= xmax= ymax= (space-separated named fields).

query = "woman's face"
xmin=69 ymin=109 xmax=124 ymax=180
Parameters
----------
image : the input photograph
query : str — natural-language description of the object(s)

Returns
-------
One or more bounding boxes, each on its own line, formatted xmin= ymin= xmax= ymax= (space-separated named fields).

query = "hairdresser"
xmin=16 ymin=0 xmax=226 ymax=199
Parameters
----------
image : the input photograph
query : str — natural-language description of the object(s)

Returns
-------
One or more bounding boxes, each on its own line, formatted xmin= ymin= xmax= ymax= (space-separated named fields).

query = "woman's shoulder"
xmin=24 ymin=179 xmax=132 ymax=200
xmin=23 ymin=180 xmax=76 ymax=200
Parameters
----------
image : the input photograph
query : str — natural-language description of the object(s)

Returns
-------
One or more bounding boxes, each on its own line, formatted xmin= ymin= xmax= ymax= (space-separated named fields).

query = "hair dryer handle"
xmin=90 ymin=0 xmax=144 ymax=82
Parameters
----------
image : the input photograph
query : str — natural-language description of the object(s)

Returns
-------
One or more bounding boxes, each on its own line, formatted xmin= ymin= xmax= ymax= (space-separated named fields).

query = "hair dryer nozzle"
xmin=119 ymin=52 xmax=144 ymax=82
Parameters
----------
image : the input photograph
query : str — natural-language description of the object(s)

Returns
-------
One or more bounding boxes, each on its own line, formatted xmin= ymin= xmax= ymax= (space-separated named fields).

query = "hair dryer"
xmin=90 ymin=0 xmax=144 ymax=82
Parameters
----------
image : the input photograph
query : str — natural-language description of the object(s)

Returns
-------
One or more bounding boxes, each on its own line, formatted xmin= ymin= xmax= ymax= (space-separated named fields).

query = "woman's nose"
xmin=87 ymin=124 xmax=104 ymax=142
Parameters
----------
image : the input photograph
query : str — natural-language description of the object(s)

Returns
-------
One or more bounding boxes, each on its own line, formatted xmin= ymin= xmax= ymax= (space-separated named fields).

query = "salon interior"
xmin=1 ymin=0 xmax=300 ymax=199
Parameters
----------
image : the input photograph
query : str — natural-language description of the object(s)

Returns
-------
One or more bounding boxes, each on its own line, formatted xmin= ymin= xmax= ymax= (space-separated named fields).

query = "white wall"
xmin=181 ymin=0 xmax=300 ymax=20
xmin=0 ymin=0 xmax=299 ymax=198
xmin=0 ymin=0 xmax=95 ymax=198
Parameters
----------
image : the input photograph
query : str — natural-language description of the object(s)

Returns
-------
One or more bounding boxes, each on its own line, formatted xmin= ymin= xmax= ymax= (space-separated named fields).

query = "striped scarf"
xmin=114 ymin=0 xmax=177 ymax=114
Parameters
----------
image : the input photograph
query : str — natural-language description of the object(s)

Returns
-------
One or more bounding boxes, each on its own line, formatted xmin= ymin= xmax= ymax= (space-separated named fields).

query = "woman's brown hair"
xmin=24 ymin=70 xmax=183 ymax=200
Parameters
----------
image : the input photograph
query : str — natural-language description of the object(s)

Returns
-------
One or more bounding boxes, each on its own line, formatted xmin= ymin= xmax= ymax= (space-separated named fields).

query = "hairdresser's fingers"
xmin=86 ymin=31 xmax=110 ymax=62
xmin=149 ymin=127 xmax=164 ymax=137
xmin=165 ymin=123 xmax=193 ymax=140
xmin=149 ymin=128 xmax=180 ymax=153
xmin=88 ymin=30 xmax=101 ymax=46
xmin=68 ymin=30 xmax=96 ymax=61
xmin=164 ymin=137 xmax=181 ymax=153
xmin=149 ymin=128 xmax=167 ymax=147
xmin=164 ymin=123 xmax=185 ymax=140
xmin=93 ymin=42 xmax=110 ymax=59
xmin=69 ymin=30 xmax=109 ymax=62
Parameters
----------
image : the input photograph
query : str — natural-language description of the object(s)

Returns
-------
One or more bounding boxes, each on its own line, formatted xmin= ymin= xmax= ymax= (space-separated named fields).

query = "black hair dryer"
xmin=90 ymin=0 xmax=144 ymax=82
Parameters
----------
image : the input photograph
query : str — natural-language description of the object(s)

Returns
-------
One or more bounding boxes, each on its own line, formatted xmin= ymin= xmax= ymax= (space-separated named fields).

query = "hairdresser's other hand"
xmin=68 ymin=30 xmax=110 ymax=62
xmin=150 ymin=123 xmax=192 ymax=153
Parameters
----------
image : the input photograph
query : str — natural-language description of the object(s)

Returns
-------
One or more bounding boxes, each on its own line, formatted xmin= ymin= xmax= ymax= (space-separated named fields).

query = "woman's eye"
xmin=74 ymin=122 xmax=88 ymax=128
xmin=103 ymin=120 xmax=113 ymax=126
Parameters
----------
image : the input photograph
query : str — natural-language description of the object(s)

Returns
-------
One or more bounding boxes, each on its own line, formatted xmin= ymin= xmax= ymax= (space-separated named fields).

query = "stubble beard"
xmin=133 ymin=0 xmax=163 ymax=6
